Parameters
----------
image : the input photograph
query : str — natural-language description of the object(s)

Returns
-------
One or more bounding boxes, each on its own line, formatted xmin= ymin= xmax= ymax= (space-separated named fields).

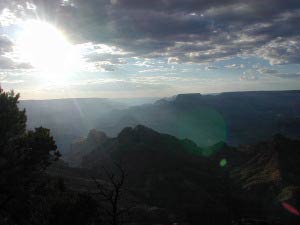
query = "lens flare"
xmin=175 ymin=107 xmax=227 ymax=155
xmin=220 ymin=158 xmax=227 ymax=167
xmin=281 ymin=202 xmax=299 ymax=216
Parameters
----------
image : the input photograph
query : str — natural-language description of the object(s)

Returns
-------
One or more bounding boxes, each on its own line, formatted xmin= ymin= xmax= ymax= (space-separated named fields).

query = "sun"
xmin=16 ymin=20 xmax=81 ymax=75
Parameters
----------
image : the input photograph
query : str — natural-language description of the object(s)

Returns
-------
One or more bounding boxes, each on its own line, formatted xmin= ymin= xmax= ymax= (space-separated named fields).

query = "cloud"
xmin=224 ymin=63 xmax=244 ymax=69
xmin=240 ymin=69 xmax=258 ymax=81
xmin=273 ymin=73 xmax=300 ymax=79
xmin=255 ymin=37 xmax=300 ymax=65
xmin=258 ymin=67 xmax=300 ymax=79
xmin=205 ymin=66 xmax=219 ymax=70
xmin=258 ymin=68 xmax=278 ymax=75
xmin=167 ymin=57 xmax=180 ymax=64
xmin=130 ymin=75 xmax=202 ymax=84
xmin=0 ymin=35 xmax=32 ymax=70
xmin=1 ymin=0 xmax=300 ymax=65
xmin=0 ymin=56 xmax=32 ymax=70
xmin=65 ymin=42 xmax=129 ymax=71
xmin=0 ymin=35 xmax=13 ymax=53
xmin=0 ymin=8 xmax=18 ymax=26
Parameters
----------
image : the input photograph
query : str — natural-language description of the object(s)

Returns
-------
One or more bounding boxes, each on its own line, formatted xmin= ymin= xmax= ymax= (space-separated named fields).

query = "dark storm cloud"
xmin=245 ymin=11 xmax=300 ymax=39
xmin=2 ymin=0 xmax=300 ymax=64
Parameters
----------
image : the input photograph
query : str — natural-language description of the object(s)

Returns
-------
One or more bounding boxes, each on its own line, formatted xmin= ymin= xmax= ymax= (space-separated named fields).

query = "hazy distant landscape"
xmin=21 ymin=90 xmax=300 ymax=155
xmin=20 ymin=97 xmax=158 ymax=152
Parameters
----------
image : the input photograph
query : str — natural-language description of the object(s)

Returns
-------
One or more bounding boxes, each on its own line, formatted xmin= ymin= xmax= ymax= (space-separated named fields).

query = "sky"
xmin=0 ymin=0 xmax=299 ymax=99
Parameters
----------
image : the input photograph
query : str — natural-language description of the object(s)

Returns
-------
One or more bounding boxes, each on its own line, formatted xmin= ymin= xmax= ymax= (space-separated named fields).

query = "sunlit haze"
xmin=16 ymin=20 xmax=81 ymax=75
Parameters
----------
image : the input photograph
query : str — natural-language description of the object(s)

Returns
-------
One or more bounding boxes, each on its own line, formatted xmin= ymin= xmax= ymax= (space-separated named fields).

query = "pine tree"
xmin=0 ymin=89 xmax=60 ymax=224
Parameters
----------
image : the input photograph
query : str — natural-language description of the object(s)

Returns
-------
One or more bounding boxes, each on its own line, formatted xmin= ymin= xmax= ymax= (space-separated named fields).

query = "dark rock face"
xmin=71 ymin=125 xmax=300 ymax=225
xmin=81 ymin=125 xmax=229 ymax=224
xmin=65 ymin=129 xmax=108 ymax=166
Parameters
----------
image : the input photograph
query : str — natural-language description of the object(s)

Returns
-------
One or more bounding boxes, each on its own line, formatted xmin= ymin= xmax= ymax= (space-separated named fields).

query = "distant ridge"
xmin=154 ymin=90 xmax=300 ymax=104
xmin=97 ymin=90 xmax=300 ymax=147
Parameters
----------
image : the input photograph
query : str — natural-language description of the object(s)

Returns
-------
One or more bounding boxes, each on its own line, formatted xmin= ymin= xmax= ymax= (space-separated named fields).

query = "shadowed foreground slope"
xmin=63 ymin=125 xmax=300 ymax=225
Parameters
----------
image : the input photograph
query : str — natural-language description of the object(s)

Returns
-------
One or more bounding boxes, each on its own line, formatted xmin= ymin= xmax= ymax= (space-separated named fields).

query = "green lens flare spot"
xmin=176 ymin=107 xmax=227 ymax=156
xmin=220 ymin=158 xmax=227 ymax=167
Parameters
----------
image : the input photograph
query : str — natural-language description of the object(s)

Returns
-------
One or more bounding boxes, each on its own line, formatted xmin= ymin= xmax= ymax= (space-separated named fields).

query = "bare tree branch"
xmin=93 ymin=161 xmax=134 ymax=225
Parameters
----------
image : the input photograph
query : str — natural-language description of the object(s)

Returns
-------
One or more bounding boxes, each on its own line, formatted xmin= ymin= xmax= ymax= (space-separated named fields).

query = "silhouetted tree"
xmin=0 ymin=89 xmax=60 ymax=224
xmin=94 ymin=162 xmax=134 ymax=225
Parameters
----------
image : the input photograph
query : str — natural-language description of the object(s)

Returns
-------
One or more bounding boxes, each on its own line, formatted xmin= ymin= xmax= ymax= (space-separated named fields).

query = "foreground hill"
xmin=74 ymin=125 xmax=231 ymax=224
xmin=65 ymin=125 xmax=300 ymax=224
